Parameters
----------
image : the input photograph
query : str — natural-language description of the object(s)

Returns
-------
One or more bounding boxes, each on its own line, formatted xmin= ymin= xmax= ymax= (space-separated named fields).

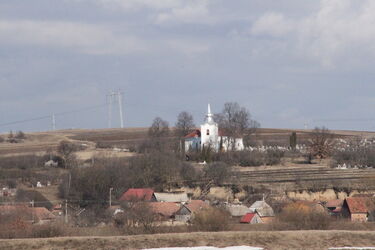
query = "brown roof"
xmin=326 ymin=199 xmax=343 ymax=208
xmin=185 ymin=200 xmax=210 ymax=213
xmin=119 ymin=188 xmax=155 ymax=201
xmin=185 ymin=130 xmax=201 ymax=139
xmin=32 ymin=207 xmax=55 ymax=220
xmin=0 ymin=205 xmax=55 ymax=221
xmin=345 ymin=197 xmax=374 ymax=214
xmin=149 ymin=202 xmax=181 ymax=218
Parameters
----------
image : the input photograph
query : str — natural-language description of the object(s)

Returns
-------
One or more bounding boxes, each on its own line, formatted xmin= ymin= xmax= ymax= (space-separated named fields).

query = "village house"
xmin=119 ymin=188 xmax=155 ymax=202
xmin=0 ymin=205 xmax=55 ymax=224
xmin=240 ymin=212 xmax=263 ymax=224
xmin=225 ymin=203 xmax=251 ymax=217
xmin=341 ymin=197 xmax=375 ymax=222
xmin=325 ymin=199 xmax=343 ymax=216
xmin=185 ymin=104 xmax=244 ymax=152
xmin=149 ymin=202 xmax=181 ymax=221
xmin=154 ymin=192 xmax=189 ymax=203
xmin=0 ymin=187 xmax=17 ymax=197
xmin=249 ymin=200 xmax=275 ymax=223
xmin=175 ymin=200 xmax=210 ymax=222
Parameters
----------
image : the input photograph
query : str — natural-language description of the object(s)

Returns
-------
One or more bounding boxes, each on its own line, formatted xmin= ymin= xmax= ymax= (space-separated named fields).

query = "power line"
xmin=0 ymin=103 xmax=107 ymax=128
xmin=313 ymin=118 xmax=375 ymax=122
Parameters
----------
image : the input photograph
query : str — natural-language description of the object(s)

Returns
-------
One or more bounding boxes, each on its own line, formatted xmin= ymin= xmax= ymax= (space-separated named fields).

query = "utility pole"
xmin=51 ymin=113 xmax=56 ymax=131
xmin=117 ymin=90 xmax=124 ymax=128
xmin=109 ymin=187 xmax=113 ymax=207
xmin=65 ymin=199 xmax=68 ymax=224
xmin=31 ymin=200 xmax=34 ymax=223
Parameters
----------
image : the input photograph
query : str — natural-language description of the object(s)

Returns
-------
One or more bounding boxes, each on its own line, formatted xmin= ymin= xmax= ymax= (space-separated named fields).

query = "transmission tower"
xmin=107 ymin=90 xmax=124 ymax=128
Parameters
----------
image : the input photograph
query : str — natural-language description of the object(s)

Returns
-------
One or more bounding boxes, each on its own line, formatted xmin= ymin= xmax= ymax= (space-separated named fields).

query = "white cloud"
xmin=251 ymin=12 xmax=292 ymax=37
xmin=94 ymin=0 xmax=181 ymax=11
xmin=155 ymin=0 xmax=213 ymax=25
xmin=0 ymin=20 xmax=147 ymax=55
xmin=250 ymin=0 xmax=375 ymax=68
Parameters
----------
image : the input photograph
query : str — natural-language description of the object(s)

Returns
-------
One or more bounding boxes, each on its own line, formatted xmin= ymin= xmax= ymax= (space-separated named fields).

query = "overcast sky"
xmin=1 ymin=0 xmax=375 ymax=132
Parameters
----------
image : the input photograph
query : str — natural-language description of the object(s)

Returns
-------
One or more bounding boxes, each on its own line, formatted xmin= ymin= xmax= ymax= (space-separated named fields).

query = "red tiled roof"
xmin=149 ymin=202 xmax=181 ymax=218
xmin=32 ymin=207 xmax=55 ymax=220
xmin=346 ymin=197 xmax=372 ymax=214
xmin=326 ymin=199 xmax=343 ymax=208
xmin=119 ymin=188 xmax=154 ymax=201
xmin=185 ymin=200 xmax=209 ymax=213
xmin=185 ymin=130 xmax=201 ymax=139
xmin=240 ymin=213 xmax=256 ymax=223
xmin=0 ymin=205 xmax=55 ymax=221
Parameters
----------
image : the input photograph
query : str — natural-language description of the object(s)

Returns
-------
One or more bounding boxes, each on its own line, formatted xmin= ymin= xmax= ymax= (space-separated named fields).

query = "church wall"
xmin=201 ymin=123 xmax=219 ymax=151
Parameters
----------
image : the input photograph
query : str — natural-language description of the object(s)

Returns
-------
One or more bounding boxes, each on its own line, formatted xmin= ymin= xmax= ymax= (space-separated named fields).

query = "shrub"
xmin=204 ymin=162 xmax=231 ymax=185
xmin=191 ymin=207 xmax=230 ymax=231
xmin=15 ymin=131 xmax=26 ymax=139
xmin=275 ymin=202 xmax=331 ymax=230
xmin=32 ymin=223 xmax=68 ymax=238
xmin=332 ymin=145 xmax=375 ymax=168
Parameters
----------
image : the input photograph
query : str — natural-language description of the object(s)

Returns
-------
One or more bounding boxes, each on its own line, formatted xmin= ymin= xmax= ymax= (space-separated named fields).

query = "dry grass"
xmin=0 ymin=230 xmax=374 ymax=250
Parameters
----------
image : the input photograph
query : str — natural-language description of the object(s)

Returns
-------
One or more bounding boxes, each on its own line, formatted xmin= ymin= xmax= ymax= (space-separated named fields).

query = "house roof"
xmin=32 ymin=207 xmax=55 ymax=220
xmin=240 ymin=213 xmax=256 ymax=223
xmin=184 ymin=200 xmax=210 ymax=213
xmin=345 ymin=197 xmax=374 ymax=214
xmin=326 ymin=199 xmax=343 ymax=208
xmin=0 ymin=205 xmax=55 ymax=221
xmin=225 ymin=204 xmax=251 ymax=217
xmin=154 ymin=192 xmax=189 ymax=203
xmin=119 ymin=188 xmax=154 ymax=201
xmin=149 ymin=202 xmax=181 ymax=218
xmin=250 ymin=200 xmax=275 ymax=217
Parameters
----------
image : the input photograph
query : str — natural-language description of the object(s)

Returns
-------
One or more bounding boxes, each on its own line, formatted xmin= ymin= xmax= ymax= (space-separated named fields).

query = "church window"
xmin=206 ymin=129 xmax=210 ymax=135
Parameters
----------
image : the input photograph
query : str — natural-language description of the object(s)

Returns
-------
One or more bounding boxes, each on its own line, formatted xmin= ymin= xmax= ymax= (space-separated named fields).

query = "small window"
xmin=206 ymin=129 xmax=210 ymax=135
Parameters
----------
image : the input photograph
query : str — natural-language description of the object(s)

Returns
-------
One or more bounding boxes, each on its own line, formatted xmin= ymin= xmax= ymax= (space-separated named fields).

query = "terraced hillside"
xmin=230 ymin=165 xmax=375 ymax=191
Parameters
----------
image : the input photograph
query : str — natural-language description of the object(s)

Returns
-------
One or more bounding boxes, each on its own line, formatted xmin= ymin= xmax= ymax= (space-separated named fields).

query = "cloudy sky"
xmin=1 ymin=0 xmax=375 ymax=132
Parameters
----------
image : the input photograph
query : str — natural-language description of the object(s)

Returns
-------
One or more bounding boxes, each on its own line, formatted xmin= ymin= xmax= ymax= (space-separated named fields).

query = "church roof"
xmin=185 ymin=129 xmax=201 ymax=139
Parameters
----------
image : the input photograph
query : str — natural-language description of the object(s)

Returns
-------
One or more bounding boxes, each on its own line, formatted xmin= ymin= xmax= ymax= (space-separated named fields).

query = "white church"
xmin=184 ymin=104 xmax=245 ymax=152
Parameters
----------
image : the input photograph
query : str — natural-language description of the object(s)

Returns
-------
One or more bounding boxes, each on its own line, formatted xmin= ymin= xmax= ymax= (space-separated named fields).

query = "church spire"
xmin=206 ymin=103 xmax=214 ymax=123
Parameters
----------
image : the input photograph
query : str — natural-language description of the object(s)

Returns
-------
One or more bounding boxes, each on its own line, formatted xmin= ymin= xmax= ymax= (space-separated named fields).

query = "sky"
xmin=1 ymin=0 xmax=375 ymax=132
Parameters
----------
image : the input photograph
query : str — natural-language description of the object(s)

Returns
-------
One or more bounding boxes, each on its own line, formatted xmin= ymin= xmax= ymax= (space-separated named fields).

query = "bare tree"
xmin=58 ymin=140 xmax=78 ymax=168
xmin=215 ymin=102 xmax=259 ymax=150
xmin=308 ymin=126 xmax=335 ymax=159
xmin=117 ymin=202 xmax=157 ymax=233
xmin=175 ymin=111 xmax=195 ymax=155
xmin=148 ymin=117 xmax=170 ymax=138
xmin=175 ymin=111 xmax=195 ymax=137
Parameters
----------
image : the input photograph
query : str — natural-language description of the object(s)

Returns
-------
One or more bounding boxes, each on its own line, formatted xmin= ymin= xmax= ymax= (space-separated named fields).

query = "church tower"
xmin=200 ymin=104 xmax=219 ymax=151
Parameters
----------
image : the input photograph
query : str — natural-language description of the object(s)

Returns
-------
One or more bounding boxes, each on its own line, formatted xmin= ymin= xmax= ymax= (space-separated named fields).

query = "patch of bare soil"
xmin=0 ymin=230 xmax=374 ymax=250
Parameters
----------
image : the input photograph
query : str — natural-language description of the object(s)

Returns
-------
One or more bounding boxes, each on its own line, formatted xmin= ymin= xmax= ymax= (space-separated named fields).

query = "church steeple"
xmin=206 ymin=103 xmax=214 ymax=123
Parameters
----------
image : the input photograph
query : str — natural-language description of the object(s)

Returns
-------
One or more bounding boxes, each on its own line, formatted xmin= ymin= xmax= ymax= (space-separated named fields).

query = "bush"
xmin=191 ymin=207 xmax=231 ymax=231
xmin=264 ymin=149 xmax=284 ymax=165
xmin=275 ymin=202 xmax=331 ymax=230
xmin=15 ymin=131 xmax=26 ymax=139
xmin=332 ymin=145 xmax=375 ymax=168
xmin=204 ymin=162 xmax=231 ymax=185
xmin=210 ymin=150 xmax=284 ymax=167
xmin=32 ymin=223 xmax=68 ymax=238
